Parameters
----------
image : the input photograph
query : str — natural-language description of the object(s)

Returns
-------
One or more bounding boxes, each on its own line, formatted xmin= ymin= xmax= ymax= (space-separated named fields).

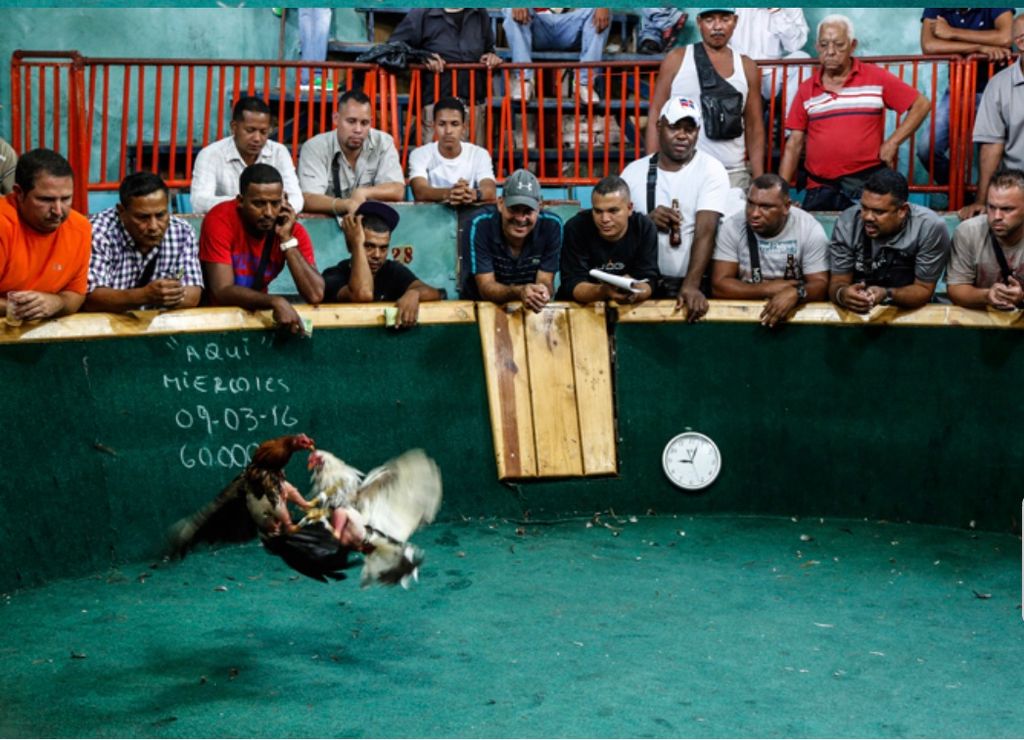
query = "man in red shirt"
xmin=778 ymin=14 xmax=931 ymax=211
xmin=0 ymin=148 xmax=92 ymax=322
xmin=200 ymin=163 xmax=323 ymax=334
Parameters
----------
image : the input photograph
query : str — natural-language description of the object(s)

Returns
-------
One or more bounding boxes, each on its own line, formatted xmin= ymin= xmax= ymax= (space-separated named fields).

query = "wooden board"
xmin=477 ymin=303 xmax=537 ymax=479
xmin=568 ymin=304 xmax=616 ymax=475
xmin=524 ymin=306 xmax=583 ymax=477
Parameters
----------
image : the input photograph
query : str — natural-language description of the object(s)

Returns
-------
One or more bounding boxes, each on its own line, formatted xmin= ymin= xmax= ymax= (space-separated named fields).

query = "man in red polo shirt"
xmin=778 ymin=14 xmax=931 ymax=212
xmin=200 ymin=163 xmax=323 ymax=334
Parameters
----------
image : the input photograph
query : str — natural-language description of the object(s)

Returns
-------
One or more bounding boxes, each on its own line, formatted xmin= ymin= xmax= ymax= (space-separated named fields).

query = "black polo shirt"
xmin=460 ymin=206 xmax=563 ymax=299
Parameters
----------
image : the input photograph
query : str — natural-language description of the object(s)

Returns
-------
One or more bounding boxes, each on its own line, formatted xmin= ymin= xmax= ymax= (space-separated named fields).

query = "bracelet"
xmin=834 ymin=285 xmax=846 ymax=307
xmin=331 ymin=198 xmax=341 ymax=217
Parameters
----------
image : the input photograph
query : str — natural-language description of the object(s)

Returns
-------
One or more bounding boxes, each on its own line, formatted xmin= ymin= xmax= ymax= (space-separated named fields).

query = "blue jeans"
xmin=501 ymin=8 xmax=609 ymax=86
xmin=638 ymin=7 xmax=685 ymax=44
xmin=916 ymin=90 xmax=982 ymax=185
xmin=299 ymin=8 xmax=332 ymax=84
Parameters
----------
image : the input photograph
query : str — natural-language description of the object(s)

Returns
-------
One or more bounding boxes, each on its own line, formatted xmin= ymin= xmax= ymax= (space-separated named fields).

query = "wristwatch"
xmin=280 ymin=237 xmax=299 ymax=252
xmin=796 ymin=280 xmax=808 ymax=302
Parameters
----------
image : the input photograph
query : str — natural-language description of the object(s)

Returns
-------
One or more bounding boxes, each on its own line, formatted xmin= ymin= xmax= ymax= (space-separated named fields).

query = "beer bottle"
xmin=669 ymin=198 xmax=682 ymax=247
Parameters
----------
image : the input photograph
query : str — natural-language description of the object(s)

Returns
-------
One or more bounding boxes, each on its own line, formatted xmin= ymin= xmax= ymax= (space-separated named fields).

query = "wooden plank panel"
xmin=477 ymin=303 xmax=537 ymax=479
xmin=568 ymin=305 xmax=617 ymax=475
xmin=524 ymin=306 xmax=583 ymax=476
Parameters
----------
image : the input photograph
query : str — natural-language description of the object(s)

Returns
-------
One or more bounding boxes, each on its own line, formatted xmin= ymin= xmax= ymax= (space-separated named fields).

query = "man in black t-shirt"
xmin=322 ymin=201 xmax=445 ymax=328
xmin=557 ymin=175 xmax=659 ymax=304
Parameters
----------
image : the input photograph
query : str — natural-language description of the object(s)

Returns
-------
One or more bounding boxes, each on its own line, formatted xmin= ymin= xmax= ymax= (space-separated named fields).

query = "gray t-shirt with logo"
xmin=714 ymin=207 xmax=830 ymax=280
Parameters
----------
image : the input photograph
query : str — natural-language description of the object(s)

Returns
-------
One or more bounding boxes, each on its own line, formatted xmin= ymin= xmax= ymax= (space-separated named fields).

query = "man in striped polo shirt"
xmin=778 ymin=14 xmax=931 ymax=212
xmin=459 ymin=169 xmax=562 ymax=313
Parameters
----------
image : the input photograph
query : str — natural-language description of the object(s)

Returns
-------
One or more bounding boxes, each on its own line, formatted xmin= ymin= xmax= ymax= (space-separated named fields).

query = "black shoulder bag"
xmin=692 ymin=43 xmax=744 ymax=141
xmin=646 ymin=153 xmax=659 ymax=213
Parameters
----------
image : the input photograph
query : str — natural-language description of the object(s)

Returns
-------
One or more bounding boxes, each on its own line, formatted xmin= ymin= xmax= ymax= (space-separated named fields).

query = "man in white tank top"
xmin=646 ymin=8 xmax=765 ymax=191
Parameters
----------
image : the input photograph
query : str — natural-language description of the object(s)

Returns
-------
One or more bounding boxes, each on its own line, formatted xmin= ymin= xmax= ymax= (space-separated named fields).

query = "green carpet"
xmin=1 ymin=515 xmax=1020 ymax=738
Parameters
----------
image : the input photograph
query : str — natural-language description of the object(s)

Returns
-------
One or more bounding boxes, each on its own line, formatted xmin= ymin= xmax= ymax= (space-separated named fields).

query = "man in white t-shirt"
xmin=620 ymin=96 xmax=730 ymax=321
xmin=407 ymin=97 xmax=497 ymax=205
xmin=712 ymin=173 xmax=829 ymax=327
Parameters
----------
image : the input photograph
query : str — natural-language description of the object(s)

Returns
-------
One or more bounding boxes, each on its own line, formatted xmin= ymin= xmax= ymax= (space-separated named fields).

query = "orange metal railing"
xmin=9 ymin=51 xmax=981 ymax=212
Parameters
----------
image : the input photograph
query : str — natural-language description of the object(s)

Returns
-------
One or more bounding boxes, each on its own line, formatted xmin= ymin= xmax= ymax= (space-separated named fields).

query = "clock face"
xmin=662 ymin=432 xmax=721 ymax=491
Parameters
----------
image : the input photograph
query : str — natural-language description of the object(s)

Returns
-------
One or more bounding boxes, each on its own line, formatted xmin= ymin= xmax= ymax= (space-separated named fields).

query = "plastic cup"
xmin=5 ymin=293 xmax=22 ymax=327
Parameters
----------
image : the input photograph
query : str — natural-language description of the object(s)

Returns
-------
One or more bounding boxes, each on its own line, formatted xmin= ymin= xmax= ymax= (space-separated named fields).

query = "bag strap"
xmin=988 ymin=228 xmax=1014 ymax=283
xmin=646 ymin=152 xmax=659 ymax=214
xmin=745 ymin=223 xmax=762 ymax=284
xmin=251 ymin=232 xmax=276 ymax=293
xmin=692 ymin=43 xmax=723 ymax=92
xmin=331 ymin=151 xmax=343 ymax=198
xmin=133 ymin=252 xmax=160 ymax=289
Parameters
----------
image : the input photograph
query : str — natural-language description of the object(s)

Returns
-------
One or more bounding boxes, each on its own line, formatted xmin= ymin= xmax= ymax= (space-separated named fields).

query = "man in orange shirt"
xmin=0 ymin=148 xmax=91 ymax=321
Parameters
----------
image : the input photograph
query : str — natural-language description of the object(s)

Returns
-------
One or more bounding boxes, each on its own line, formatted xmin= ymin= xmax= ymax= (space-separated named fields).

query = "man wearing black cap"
xmin=322 ymin=201 xmax=445 ymax=328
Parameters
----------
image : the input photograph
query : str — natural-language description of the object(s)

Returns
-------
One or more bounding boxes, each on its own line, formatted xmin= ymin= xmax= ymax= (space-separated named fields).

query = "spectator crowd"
xmin=4 ymin=8 xmax=1024 ymax=331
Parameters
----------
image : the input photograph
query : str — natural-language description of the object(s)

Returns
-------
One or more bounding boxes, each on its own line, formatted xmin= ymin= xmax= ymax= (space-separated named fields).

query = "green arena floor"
xmin=1 ymin=514 xmax=1021 ymax=738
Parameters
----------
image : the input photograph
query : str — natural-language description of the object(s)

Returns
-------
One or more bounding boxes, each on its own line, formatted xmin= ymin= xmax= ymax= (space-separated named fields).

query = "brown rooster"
xmin=167 ymin=433 xmax=317 ymax=558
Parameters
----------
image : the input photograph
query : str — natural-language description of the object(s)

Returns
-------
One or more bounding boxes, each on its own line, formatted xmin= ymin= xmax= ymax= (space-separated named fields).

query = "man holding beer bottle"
xmin=620 ymin=96 xmax=730 ymax=322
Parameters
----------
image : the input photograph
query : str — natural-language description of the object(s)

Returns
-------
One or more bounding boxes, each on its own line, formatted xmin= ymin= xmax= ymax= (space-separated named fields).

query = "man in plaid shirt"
xmin=85 ymin=172 xmax=203 ymax=312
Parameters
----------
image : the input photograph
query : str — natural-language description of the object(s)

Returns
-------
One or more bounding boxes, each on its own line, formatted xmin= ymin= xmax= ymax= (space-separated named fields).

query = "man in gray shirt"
xmin=712 ymin=173 xmax=830 ymax=327
xmin=298 ymin=89 xmax=405 ymax=219
xmin=829 ymin=168 xmax=951 ymax=313
xmin=960 ymin=12 xmax=1024 ymax=220
xmin=948 ymin=169 xmax=1024 ymax=309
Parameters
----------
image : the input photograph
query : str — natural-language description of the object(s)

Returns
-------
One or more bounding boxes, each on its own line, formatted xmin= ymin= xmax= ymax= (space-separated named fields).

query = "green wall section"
xmin=2 ymin=315 xmax=1021 ymax=592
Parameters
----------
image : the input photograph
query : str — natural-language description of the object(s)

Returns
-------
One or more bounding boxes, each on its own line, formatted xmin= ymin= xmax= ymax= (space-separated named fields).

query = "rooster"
xmin=301 ymin=448 xmax=443 ymax=588
xmin=167 ymin=433 xmax=324 ymax=561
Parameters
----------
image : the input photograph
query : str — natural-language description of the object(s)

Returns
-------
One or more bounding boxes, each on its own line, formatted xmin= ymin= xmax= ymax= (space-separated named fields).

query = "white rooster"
xmin=301 ymin=448 xmax=443 ymax=588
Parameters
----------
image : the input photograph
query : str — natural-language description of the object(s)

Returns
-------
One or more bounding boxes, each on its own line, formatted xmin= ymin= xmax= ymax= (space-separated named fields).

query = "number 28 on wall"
xmin=391 ymin=245 xmax=414 ymax=264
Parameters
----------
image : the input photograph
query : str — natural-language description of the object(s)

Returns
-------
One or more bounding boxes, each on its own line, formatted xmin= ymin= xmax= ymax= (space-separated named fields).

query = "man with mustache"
xmin=200 ymin=163 xmax=324 ymax=335
xmin=0 ymin=148 xmax=92 ymax=322
xmin=948 ymin=169 xmax=1024 ymax=310
xmin=620 ymin=96 xmax=730 ymax=322
xmin=190 ymin=96 xmax=304 ymax=215
xmin=711 ymin=173 xmax=829 ymax=327
xmin=557 ymin=175 xmax=657 ymax=305
xmin=828 ymin=168 xmax=950 ymax=314
xmin=298 ymin=90 xmax=405 ymax=220
xmin=460 ymin=168 xmax=562 ymax=313
xmin=85 ymin=171 xmax=203 ymax=312
xmin=322 ymin=201 xmax=444 ymax=329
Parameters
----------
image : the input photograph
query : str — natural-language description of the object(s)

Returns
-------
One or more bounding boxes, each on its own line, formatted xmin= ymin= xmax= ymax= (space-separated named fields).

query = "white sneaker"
xmin=510 ymin=78 xmax=534 ymax=102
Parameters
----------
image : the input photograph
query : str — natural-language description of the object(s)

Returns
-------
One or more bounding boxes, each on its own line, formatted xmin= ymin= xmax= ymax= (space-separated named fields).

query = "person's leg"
xmin=575 ymin=9 xmax=609 ymax=88
xmin=298 ymin=8 xmax=332 ymax=85
xmin=917 ymin=88 xmax=951 ymax=184
xmin=638 ymin=8 xmax=685 ymax=51
xmin=502 ymin=8 xmax=535 ymax=83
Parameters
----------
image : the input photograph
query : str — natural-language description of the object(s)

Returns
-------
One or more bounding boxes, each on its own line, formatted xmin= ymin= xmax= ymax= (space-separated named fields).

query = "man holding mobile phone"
xmin=200 ymin=163 xmax=324 ymax=334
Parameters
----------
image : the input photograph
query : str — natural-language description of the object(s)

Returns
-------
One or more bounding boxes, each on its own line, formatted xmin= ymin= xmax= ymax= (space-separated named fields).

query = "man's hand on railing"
xmin=425 ymin=53 xmax=446 ymax=74
xmin=979 ymin=44 xmax=1012 ymax=62
xmin=479 ymin=53 xmax=502 ymax=69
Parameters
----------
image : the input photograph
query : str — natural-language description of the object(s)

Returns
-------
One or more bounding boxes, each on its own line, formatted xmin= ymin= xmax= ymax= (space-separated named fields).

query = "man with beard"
xmin=646 ymin=8 xmax=765 ymax=190
xmin=86 ymin=172 xmax=203 ymax=312
xmin=190 ymin=96 xmax=303 ymax=215
xmin=460 ymin=168 xmax=562 ymax=313
xmin=200 ymin=163 xmax=324 ymax=334
xmin=556 ymin=175 xmax=657 ymax=305
xmin=620 ymin=96 xmax=729 ymax=322
xmin=828 ymin=168 xmax=950 ymax=314
xmin=322 ymin=201 xmax=444 ymax=328
xmin=948 ymin=169 xmax=1024 ymax=309
xmin=407 ymin=97 xmax=496 ymax=205
xmin=712 ymin=173 xmax=829 ymax=327
xmin=298 ymin=90 xmax=405 ymax=220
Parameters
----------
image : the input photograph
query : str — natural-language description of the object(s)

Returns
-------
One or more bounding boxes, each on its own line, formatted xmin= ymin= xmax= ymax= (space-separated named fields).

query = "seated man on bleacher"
xmin=621 ymin=97 xmax=730 ymax=323
xmin=322 ymin=201 xmax=444 ymax=329
xmin=298 ymin=90 xmax=405 ymax=220
xmin=829 ymin=169 xmax=950 ymax=314
xmin=200 ymin=163 xmax=323 ymax=335
xmin=557 ymin=175 xmax=657 ymax=305
xmin=407 ymin=97 xmax=497 ymax=205
xmin=1 ymin=148 xmax=91 ymax=322
xmin=711 ymin=174 xmax=829 ymax=328
xmin=460 ymin=168 xmax=561 ymax=313
xmin=948 ymin=170 xmax=1024 ymax=310
xmin=388 ymin=8 xmax=502 ymax=145
xmin=190 ymin=96 xmax=303 ymax=215
xmin=85 ymin=172 xmax=203 ymax=312
xmin=501 ymin=8 xmax=610 ymax=103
